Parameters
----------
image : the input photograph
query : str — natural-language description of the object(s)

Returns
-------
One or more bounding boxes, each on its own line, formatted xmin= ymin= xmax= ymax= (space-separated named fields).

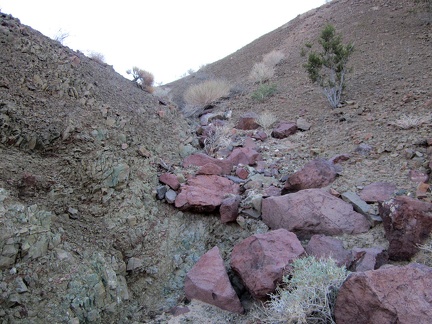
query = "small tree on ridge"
xmin=304 ymin=24 xmax=354 ymax=108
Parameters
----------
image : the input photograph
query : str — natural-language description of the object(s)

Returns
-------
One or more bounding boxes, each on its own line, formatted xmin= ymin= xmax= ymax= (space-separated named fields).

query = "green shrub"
xmin=304 ymin=24 xmax=354 ymax=108
xmin=262 ymin=256 xmax=349 ymax=324
xmin=183 ymin=79 xmax=230 ymax=116
xmin=251 ymin=83 xmax=277 ymax=102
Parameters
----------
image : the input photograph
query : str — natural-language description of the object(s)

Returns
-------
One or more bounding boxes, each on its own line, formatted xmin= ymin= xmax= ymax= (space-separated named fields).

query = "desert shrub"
xmin=263 ymin=50 xmax=285 ymax=67
xmin=88 ymin=51 xmax=105 ymax=64
xmin=53 ymin=29 xmax=69 ymax=44
xmin=127 ymin=67 xmax=155 ymax=93
xmin=251 ymin=83 xmax=277 ymax=102
xmin=262 ymin=256 xmax=349 ymax=324
xmin=257 ymin=111 xmax=277 ymax=131
xmin=304 ymin=24 xmax=354 ymax=108
xmin=202 ymin=124 xmax=232 ymax=156
xmin=183 ymin=79 xmax=231 ymax=117
xmin=249 ymin=62 xmax=275 ymax=84
xmin=390 ymin=114 xmax=431 ymax=129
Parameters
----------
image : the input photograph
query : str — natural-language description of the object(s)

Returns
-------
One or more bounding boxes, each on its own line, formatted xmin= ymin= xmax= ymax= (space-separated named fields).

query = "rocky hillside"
xmin=1 ymin=0 xmax=432 ymax=323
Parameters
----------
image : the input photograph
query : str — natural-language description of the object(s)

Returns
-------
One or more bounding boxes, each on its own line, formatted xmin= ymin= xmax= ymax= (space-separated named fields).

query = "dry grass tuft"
xmin=262 ymin=50 xmax=285 ymax=67
xmin=88 ymin=51 xmax=105 ymax=64
xmin=202 ymin=124 xmax=232 ymax=156
xmin=183 ymin=80 xmax=231 ymax=117
xmin=249 ymin=62 xmax=275 ymax=84
xmin=127 ymin=67 xmax=155 ymax=93
xmin=390 ymin=114 xmax=430 ymax=129
xmin=257 ymin=111 xmax=278 ymax=131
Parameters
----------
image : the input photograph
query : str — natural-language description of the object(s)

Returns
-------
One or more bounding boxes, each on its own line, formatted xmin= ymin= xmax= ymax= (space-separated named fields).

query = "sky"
xmin=1 ymin=0 xmax=326 ymax=84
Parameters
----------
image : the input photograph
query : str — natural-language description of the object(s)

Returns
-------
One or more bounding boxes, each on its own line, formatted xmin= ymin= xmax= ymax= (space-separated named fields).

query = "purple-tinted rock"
xmin=159 ymin=173 xmax=180 ymax=190
xmin=305 ymin=234 xmax=351 ymax=267
xmin=235 ymin=112 xmax=260 ymax=130
xmin=227 ymin=147 xmax=261 ymax=166
xmin=271 ymin=122 xmax=297 ymax=139
xmin=379 ymin=196 xmax=432 ymax=261
xmin=220 ymin=195 xmax=241 ymax=223
xmin=262 ymin=189 xmax=370 ymax=240
xmin=230 ymin=229 xmax=305 ymax=299
xmin=185 ymin=246 xmax=244 ymax=314
xmin=349 ymin=247 xmax=388 ymax=272
xmin=183 ymin=153 xmax=233 ymax=175
xmin=359 ymin=182 xmax=397 ymax=203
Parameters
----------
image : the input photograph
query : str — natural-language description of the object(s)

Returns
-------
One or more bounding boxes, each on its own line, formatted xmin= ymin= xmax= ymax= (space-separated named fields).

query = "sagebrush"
xmin=127 ymin=67 xmax=155 ymax=93
xmin=262 ymin=256 xmax=349 ymax=324
xmin=249 ymin=62 xmax=275 ymax=84
xmin=262 ymin=50 xmax=285 ymax=67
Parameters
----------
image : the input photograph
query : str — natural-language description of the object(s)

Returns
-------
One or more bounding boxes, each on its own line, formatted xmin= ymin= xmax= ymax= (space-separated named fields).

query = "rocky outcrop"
xmin=335 ymin=263 xmax=432 ymax=323
xmin=282 ymin=158 xmax=338 ymax=194
xmin=262 ymin=189 xmax=370 ymax=239
xmin=379 ymin=196 xmax=432 ymax=261
xmin=175 ymin=175 xmax=240 ymax=212
xmin=230 ymin=229 xmax=305 ymax=299
xmin=185 ymin=246 xmax=244 ymax=314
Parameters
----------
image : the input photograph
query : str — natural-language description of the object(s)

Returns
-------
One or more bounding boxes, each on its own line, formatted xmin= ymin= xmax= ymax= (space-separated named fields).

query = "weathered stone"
xmin=408 ymin=169 xmax=429 ymax=183
xmin=185 ymin=246 xmax=244 ymax=314
xmin=235 ymin=112 xmax=260 ymax=130
xmin=335 ymin=263 xmax=432 ymax=324
xmin=196 ymin=162 xmax=223 ymax=175
xmin=220 ymin=195 xmax=241 ymax=223
xmin=183 ymin=153 xmax=232 ymax=175
xmin=159 ymin=173 xmax=180 ymax=190
xmin=127 ymin=257 xmax=144 ymax=271
xmin=379 ymin=196 xmax=432 ymax=261
xmin=227 ymin=147 xmax=261 ymax=166
xmin=341 ymin=192 xmax=377 ymax=225
xmin=262 ymin=189 xmax=370 ymax=240
xmin=296 ymin=117 xmax=311 ymax=131
xmin=305 ymin=234 xmax=351 ymax=267
xmin=165 ymin=189 xmax=177 ymax=204
xmin=175 ymin=175 xmax=240 ymax=212
xmin=359 ymin=182 xmax=396 ymax=203
xmin=355 ymin=143 xmax=372 ymax=155
xmin=328 ymin=153 xmax=350 ymax=165
xmin=349 ymin=247 xmax=388 ymax=272
xmin=271 ymin=122 xmax=297 ymax=139
xmin=156 ymin=185 xmax=168 ymax=200
xmin=417 ymin=182 xmax=430 ymax=199
xmin=235 ymin=167 xmax=249 ymax=180
xmin=282 ymin=158 xmax=338 ymax=194
xmin=230 ymin=229 xmax=305 ymax=299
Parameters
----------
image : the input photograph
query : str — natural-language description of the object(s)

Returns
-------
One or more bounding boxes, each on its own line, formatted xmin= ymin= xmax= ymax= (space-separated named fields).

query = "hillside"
xmin=1 ymin=0 xmax=432 ymax=323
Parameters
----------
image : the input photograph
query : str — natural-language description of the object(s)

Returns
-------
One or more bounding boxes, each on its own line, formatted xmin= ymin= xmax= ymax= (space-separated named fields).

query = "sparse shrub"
xmin=304 ymin=24 xmax=354 ymax=108
xmin=88 ymin=51 xmax=105 ymax=64
xmin=127 ymin=67 xmax=155 ymax=93
xmin=262 ymin=256 xmax=349 ymax=324
xmin=249 ymin=62 xmax=275 ymax=84
xmin=390 ymin=114 xmax=431 ymax=129
xmin=53 ymin=29 xmax=69 ymax=44
xmin=251 ymin=83 xmax=277 ymax=102
xmin=183 ymin=79 xmax=231 ymax=117
xmin=262 ymin=50 xmax=285 ymax=67
xmin=257 ymin=111 xmax=277 ymax=131
xmin=202 ymin=124 xmax=232 ymax=156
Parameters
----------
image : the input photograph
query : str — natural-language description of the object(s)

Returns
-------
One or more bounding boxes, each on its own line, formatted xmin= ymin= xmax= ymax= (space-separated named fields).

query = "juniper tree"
xmin=304 ymin=24 xmax=354 ymax=108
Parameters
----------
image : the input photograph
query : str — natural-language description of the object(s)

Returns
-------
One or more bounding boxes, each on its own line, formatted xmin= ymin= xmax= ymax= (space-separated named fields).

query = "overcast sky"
xmin=1 ymin=0 xmax=326 ymax=84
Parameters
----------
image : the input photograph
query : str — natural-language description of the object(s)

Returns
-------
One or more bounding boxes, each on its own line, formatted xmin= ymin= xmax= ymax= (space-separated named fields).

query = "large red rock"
xmin=227 ymin=147 xmax=261 ymax=166
xmin=230 ymin=229 xmax=305 ymax=299
xmin=359 ymin=182 xmax=396 ymax=203
xmin=185 ymin=246 xmax=244 ymax=314
xmin=335 ymin=263 xmax=432 ymax=324
xmin=379 ymin=196 xmax=432 ymax=261
xmin=305 ymin=234 xmax=351 ymax=267
xmin=183 ymin=153 xmax=233 ymax=175
xmin=271 ymin=122 xmax=297 ymax=139
xmin=175 ymin=175 xmax=240 ymax=212
xmin=282 ymin=158 xmax=338 ymax=194
xmin=262 ymin=189 xmax=370 ymax=240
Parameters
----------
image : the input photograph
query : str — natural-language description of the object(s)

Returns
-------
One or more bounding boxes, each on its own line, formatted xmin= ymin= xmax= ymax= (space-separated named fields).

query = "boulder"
xmin=359 ymin=182 xmax=396 ymax=203
xmin=183 ymin=153 xmax=232 ymax=175
xmin=379 ymin=196 xmax=432 ymax=261
xmin=159 ymin=173 xmax=180 ymax=190
xmin=335 ymin=263 xmax=432 ymax=324
xmin=185 ymin=246 xmax=244 ymax=314
xmin=305 ymin=234 xmax=351 ymax=267
xmin=175 ymin=175 xmax=239 ymax=212
xmin=220 ymin=195 xmax=241 ymax=223
xmin=230 ymin=229 xmax=305 ymax=299
xmin=227 ymin=147 xmax=261 ymax=166
xmin=271 ymin=122 xmax=297 ymax=139
xmin=282 ymin=158 xmax=338 ymax=194
xmin=235 ymin=112 xmax=260 ymax=130
xmin=349 ymin=247 xmax=388 ymax=272
xmin=262 ymin=189 xmax=370 ymax=240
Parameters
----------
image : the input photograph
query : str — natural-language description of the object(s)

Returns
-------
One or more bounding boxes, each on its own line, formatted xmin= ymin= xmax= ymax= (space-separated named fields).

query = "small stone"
xmin=165 ymin=189 xmax=177 ymax=204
